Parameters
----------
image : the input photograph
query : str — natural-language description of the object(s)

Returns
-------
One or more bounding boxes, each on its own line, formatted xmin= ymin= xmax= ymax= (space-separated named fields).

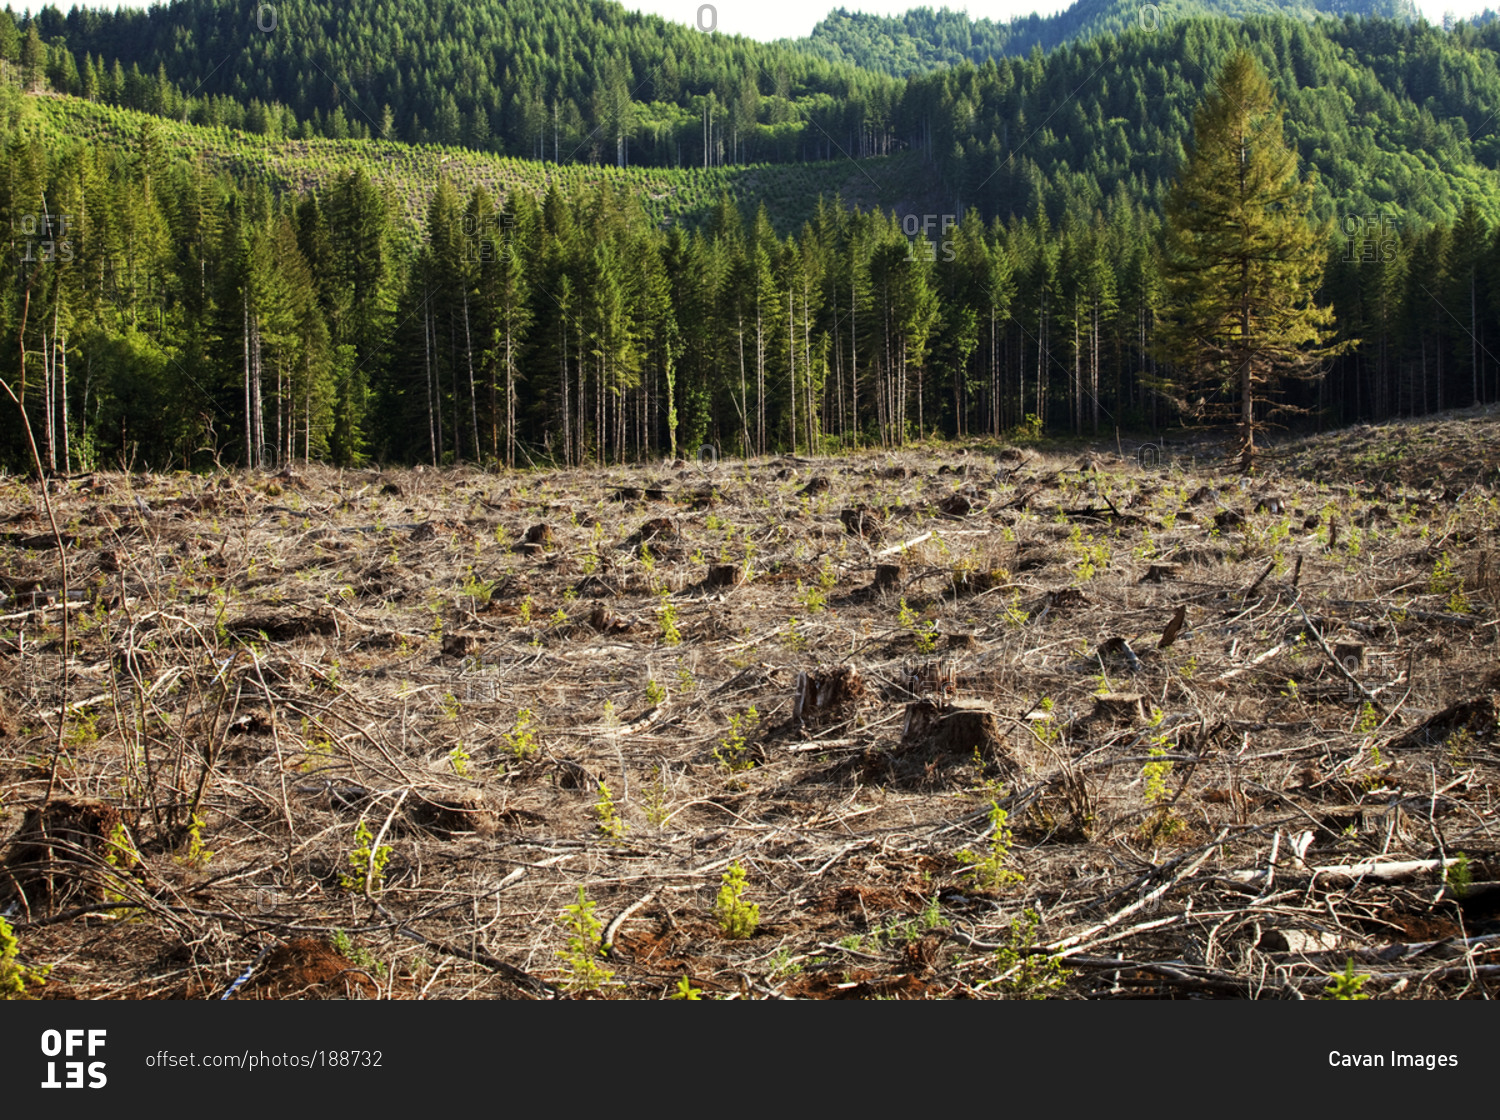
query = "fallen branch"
xmin=1294 ymin=602 xmax=1384 ymax=709
xmin=1227 ymin=856 xmax=1456 ymax=884
xmin=875 ymin=531 xmax=933 ymax=558
xmin=603 ymin=890 xmax=658 ymax=954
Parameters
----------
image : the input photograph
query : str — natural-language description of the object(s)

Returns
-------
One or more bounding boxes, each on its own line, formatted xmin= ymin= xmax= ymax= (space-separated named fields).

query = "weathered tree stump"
xmin=406 ymin=790 xmax=498 ymax=838
xmin=1 ymin=798 xmax=129 ymax=911
xmin=1214 ymin=509 xmax=1245 ymax=530
xmin=1096 ymin=636 xmax=1142 ymax=671
xmin=442 ymin=632 xmax=480 ymax=659
xmin=633 ymin=517 xmax=676 ymax=543
xmin=841 ymin=507 xmax=883 ymax=538
xmin=1140 ymin=563 xmax=1178 ymax=584
xmin=588 ymin=604 xmax=629 ymax=633
xmin=896 ymin=699 xmax=1017 ymax=782
xmin=705 ymin=564 xmax=743 ymax=590
xmin=1045 ymin=588 xmax=1088 ymax=611
xmin=938 ymin=492 xmax=973 ymax=517
xmin=1334 ymin=642 xmax=1365 ymax=670
xmin=950 ymin=568 xmax=1008 ymax=596
xmin=871 ymin=563 xmax=903 ymax=592
xmin=793 ymin=665 xmax=866 ymax=723
xmin=238 ymin=938 xmax=380 ymax=1000
xmin=1090 ymin=692 xmax=1147 ymax=724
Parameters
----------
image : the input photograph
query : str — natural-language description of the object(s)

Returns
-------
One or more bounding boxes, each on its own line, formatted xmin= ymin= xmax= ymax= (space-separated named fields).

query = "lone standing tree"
xmin=1156 ymin=50 xmax=1346 ymax=474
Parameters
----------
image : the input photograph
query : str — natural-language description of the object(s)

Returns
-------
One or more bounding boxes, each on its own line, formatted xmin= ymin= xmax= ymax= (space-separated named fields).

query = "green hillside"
xmin=35 ymin=93 xmax=937 ymax=243
xmin=15 ymin=2 xmax=1500 ymax=228
xmin=797 ymin=0 xmax=1422 ymax=74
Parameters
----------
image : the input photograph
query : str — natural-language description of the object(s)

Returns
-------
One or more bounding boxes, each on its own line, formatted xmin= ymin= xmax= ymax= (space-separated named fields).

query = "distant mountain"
xmin=796 ymin=0 xmax=1422 ymax=74
xmin=17 ymin=0 xmax=1500 ymax=229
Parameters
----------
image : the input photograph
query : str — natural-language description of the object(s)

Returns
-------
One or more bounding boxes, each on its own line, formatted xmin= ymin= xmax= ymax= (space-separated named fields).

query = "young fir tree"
xmin=1155 ymin=50 xmax=1345 ymax=473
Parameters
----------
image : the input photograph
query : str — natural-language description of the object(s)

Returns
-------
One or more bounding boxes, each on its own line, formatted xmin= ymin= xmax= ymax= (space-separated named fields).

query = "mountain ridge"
xmin=793 ymin=0 xmax=1423 ymax=74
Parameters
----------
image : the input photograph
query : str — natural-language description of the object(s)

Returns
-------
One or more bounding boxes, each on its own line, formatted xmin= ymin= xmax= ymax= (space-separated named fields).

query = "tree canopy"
xmin=1156 ymin=49 xmax=1345 ymax=470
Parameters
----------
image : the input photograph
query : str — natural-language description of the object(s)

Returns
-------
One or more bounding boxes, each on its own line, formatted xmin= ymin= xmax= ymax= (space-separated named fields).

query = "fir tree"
xmin=1155 ymin=50 xmax=1345 ymax=473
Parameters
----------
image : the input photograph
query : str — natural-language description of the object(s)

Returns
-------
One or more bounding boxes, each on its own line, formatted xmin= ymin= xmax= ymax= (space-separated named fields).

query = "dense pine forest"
xmin=799 ymin=0 xmax=1421 ymax=75
xmin=4 ymin=0 xmax=1500 ymax=472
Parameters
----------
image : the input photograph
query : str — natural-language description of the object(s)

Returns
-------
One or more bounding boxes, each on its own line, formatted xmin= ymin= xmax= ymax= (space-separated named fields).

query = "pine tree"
xmin=1155 ymin=50 xmax=1345 ymax=473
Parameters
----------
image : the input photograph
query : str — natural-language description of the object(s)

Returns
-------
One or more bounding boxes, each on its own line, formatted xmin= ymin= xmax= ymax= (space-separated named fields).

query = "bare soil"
xmin=4 ymin=410 xmax=1500 ymax=999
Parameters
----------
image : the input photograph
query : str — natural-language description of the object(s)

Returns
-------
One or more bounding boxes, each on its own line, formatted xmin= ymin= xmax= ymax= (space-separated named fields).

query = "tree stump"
xmin=841 ymin=507 xmax=883 ymax=538
xmin=793 ymin=665 xmax=866 ymax=723
xmin=406 ymin=790 xmax=498 ymax=838
xmin=705 ymin=564 xmax=743 ymax=590
xmin=442 ymin=632 xmax=480 ymax=659
xmin=1090 ymin=692 xmax=1147 ymax=724
xmin=1 ymin=798 xmax=128 ymax=911
xmin=938 ymin=493 xmax=973 ymax=517
xmin=896 ymin=699 xmax=1017 ymax=782
xmin=1334 ymin=642 xmax=1365 ymax=670
xmin=238 ymin=939 xmax=380 ymax=1000
xmin=871 ymin=563 xmax=902 ymax=592
xmin=634 ymin=517 xmax=676 ymax=543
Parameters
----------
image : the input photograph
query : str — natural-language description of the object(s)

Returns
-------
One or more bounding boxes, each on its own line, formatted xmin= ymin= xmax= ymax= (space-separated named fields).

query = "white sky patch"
xmin=26 ymin=0 xmax=1500 ymax=40
xmin=621 ymin=1 xmax=1072 ymax=42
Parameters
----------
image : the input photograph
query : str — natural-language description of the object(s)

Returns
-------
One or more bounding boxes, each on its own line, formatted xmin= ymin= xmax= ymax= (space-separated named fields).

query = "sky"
xmin=23 ymin=0 xmax=1499 ymax=42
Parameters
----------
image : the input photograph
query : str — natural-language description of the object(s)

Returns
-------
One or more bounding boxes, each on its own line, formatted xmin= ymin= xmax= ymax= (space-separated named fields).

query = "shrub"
xmin=504 ymin=709 xmax=538 ymax=758
xmin=989 ymin=909 xmax=1069 ymax=998
xmin=339 ymin=819 xmax=393 ymax=895
xmin=957 ymin=800 xmax=1024 ymax=890
xmin=0 ymin=916 xmax=49 ymax=999
xmin=714 ymin=707 xmax=758 ymax=773
xmin=714 ymin=861 xmax=759 ymax=939
xmin=556 ymin=886 xmax=614 ymax=993
xmin=1322 ymin=959 xmax=1371 ymax=1000
xmin=594 ymin=781 xmax=628 ymax=840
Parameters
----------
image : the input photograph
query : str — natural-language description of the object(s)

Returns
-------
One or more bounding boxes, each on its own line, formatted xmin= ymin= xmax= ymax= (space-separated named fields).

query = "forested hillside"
xmin=2 ymin=1 xmax=1500 ymax=475
xmin=799 ymin=0 xmax=1420 ymax=74
xmin=10 ymin=1 xmax=1500 ymax=227
xmin=23 ymin=0 xmax=901 ymax=163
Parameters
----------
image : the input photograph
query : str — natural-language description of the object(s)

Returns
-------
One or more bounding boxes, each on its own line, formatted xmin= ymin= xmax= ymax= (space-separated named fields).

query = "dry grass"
xmin=2 ymin=414 xmax=1499 ymax=999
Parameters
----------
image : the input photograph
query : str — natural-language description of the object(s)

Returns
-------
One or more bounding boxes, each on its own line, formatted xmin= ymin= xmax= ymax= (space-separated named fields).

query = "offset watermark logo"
xmin=41 ymin=1029 xmax=107 ymax=1089
xmin=696 ymin=4 xmax=716 ymax=32
xmin=904 ymin=214 xmax=957 ymax=263
xmin=1341 ymin=214 xmax=1400 ymax=264
xmin=1140 ymin=4 xmax=1162 ymax=31
xmin=256 ymin=2 xmax=276 ymax=32
xmin=17 ymin=212 xmax=74 ymax=264
xmin=1138 ymin=443 xmax=1163 ymax=471
xmin=698 ymin=443 xmax=719 ymax=474
xmin=458 ymin=661 xmax=499 ymax=701
xmin=463 ymin=210 xmax=516 ymax=264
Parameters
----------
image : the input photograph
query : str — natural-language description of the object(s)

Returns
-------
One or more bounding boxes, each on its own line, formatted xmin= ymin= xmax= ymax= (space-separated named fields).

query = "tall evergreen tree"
xmin=1155 ymin=50 xmax=1345 ymax=473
